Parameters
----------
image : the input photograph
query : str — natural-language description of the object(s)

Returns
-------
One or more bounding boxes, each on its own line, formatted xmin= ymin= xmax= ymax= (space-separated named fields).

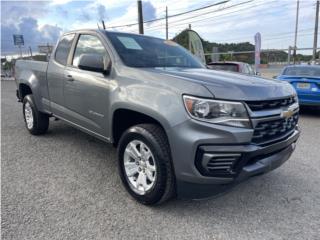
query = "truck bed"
xmin=15 ymin=60 xmax=50 ymax=112
xmin=15 ymin=60 xmax=48 ymax=84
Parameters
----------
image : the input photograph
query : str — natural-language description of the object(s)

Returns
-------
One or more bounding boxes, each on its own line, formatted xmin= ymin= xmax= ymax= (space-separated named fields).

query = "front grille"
xmin=246 ymin=96 xmax=296 ymax=111
xmin=252 ymin=113 xmax=298 ymax=145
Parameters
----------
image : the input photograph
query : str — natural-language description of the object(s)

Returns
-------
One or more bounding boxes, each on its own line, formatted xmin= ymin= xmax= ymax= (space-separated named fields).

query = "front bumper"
xmin=168 ymin=119 xmax=300 ymax=199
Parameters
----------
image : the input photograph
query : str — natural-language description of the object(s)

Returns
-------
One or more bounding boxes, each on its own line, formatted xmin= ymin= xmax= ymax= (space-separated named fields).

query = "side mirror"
xmin=103 ymin=57 xmax=112 ymax=75
xmin=78 ymin=54 xmax=110 ymax=74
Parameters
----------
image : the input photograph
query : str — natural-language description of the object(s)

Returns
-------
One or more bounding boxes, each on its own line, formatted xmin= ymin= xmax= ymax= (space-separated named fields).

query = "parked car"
xmin=207 ymin=61 xmax=256 ymax=75
xmin=277 ymin=65 xmax=320 ymax=106
xmin=15 ymin=29 xmax=300 ymax=205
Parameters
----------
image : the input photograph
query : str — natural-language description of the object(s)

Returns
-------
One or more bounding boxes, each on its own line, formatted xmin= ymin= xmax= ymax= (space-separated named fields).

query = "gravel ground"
xmin=1 ymin=80 xmax=320 ymax=240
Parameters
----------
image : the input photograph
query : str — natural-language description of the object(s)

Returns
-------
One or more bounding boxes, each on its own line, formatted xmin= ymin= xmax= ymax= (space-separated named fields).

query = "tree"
xmin=173 ymin=29 xmax=313 ymax=64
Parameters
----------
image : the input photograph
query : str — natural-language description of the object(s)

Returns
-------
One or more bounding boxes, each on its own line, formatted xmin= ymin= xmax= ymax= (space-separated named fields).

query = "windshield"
xmin=283 ymin=66 xmax=320 ymax=76
xmin=106 ymin=32 xmax=204 ymax=68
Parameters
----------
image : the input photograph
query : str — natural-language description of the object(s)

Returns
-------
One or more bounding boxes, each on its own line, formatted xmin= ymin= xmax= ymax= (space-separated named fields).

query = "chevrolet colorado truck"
xmin=15 ymin=29 xmax=300 ymax=205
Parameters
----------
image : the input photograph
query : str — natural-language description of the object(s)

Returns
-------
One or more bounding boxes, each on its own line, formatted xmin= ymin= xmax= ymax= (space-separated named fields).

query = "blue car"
xmin=277 ymin=65 xmax=320 ymax=106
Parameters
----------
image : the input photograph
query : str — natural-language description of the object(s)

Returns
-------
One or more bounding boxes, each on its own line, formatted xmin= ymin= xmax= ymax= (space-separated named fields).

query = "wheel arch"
xmin=15 ymin=64 xmax=47 ymax=112
xmin=18 ymin=83 xmax=32 ymax=100
xmin=111 ymin=107 xmax=171 ymax=147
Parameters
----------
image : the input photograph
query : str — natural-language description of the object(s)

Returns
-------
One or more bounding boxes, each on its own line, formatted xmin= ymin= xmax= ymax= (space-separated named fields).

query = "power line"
xmin=105 ymin=0 xmax=230 ymax=29
xmin=184 ymin=1 xmax=312 ymax=28
xmin=145 ymin=0 xmax=256 ymax=30
xmin=264 ymin=32 xmax=314 ymax=41
xmin=144 ymin=1 xmax=314 ymax=47
xmin=145 ymin=0 xmax=268 ymax=31
xmin=145 ymin=0 xmax=312 ymax=32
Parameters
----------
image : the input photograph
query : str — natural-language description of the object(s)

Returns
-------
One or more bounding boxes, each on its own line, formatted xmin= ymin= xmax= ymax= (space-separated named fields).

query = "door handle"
xmin=66 ymin=75 xmax=74 ymax=82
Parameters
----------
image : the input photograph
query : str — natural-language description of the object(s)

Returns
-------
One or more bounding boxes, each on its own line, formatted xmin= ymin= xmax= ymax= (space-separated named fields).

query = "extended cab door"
xmin=47 ymin=34 xmax=75 ymax=116
xmin=63 ymin=33 xmax=112 ymax=139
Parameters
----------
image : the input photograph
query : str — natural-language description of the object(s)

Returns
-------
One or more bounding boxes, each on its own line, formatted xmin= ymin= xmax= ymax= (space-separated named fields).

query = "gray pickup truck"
xmin=15 ymin=29 xmax=300 ymax=205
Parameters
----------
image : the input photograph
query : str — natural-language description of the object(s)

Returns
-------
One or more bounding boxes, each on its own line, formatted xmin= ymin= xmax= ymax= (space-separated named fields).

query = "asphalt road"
xmin=1 ymin=80 xmax=320 ymax=240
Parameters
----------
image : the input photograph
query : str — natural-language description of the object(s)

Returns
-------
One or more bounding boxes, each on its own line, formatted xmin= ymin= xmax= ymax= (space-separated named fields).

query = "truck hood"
xmin=142 ymin=67 xmax=295 ymax=101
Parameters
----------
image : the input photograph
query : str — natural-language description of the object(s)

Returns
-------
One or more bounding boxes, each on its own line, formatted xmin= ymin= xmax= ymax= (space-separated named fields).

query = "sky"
xmin=0 ymin=0 xmax=318 ymax=56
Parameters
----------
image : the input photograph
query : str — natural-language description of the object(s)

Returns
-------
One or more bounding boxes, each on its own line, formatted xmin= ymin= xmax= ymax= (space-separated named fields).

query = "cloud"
xmin=1 ymin=1 xmax=49 ymax=25
xmin=71 ymin=3 xmax=108 ymax=23
xmin=40 ymin=24 xmax=63 ymax=43
xmin=143 ymin=1 xmax=156 ymax=21
xmin=79 ymin=11 xmax=92 ymax=21
xmin=55 ymin=6 xmax=69 ymax=19
xmin=97 ymin=4 xmax=107 ymax=20
xmin=1 ymin=17 xmax=62 ymax=54
xmin=50 ymin=0 xmax=74 ymax=5
xmin=95 ymin=1 xmax=156 ymax=28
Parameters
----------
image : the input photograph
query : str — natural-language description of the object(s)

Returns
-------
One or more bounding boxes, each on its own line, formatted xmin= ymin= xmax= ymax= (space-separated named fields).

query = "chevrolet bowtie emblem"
xmin=281 ymin=109 xmax=294 ymax=119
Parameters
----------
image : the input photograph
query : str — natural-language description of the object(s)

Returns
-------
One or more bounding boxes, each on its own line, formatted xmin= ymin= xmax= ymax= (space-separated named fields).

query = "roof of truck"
xmin=61 ymin=29 xmax=142 ymax=37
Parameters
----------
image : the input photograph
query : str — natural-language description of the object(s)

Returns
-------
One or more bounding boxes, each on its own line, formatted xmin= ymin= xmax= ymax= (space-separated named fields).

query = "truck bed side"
xmin=15 ymin=60 xmax=51 ymax=113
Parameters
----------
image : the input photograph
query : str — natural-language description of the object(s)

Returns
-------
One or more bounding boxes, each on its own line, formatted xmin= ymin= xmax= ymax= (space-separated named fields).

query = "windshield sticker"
xmin=117 ymin=36 xmax=143 ymax=50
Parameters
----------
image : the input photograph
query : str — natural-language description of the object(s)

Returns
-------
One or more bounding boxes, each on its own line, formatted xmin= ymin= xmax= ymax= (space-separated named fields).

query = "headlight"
xmin=183 ymin=95 xmax=251 ymax=128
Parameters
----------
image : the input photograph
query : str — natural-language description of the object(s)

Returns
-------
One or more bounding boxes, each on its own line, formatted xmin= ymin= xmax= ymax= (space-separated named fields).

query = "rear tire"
xmin=118 ymin=124 xmax=175 ymax=205
xmin=23 ymin=95 xmax=49 ymax=135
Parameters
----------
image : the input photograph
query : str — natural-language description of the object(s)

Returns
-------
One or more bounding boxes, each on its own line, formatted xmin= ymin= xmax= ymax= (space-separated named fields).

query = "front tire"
xmin=118 ymin=124 xmax=175 ymax=205
xmin=23 ymin=95 xmax=49 ymax=135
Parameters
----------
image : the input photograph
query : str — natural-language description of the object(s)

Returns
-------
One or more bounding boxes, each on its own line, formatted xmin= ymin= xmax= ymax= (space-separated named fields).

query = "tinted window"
xmin=55 ymin=34 xmax=75 ymax=65
xmin=73 ymin=35 xmax=108 ymax=67
xmin=283 ymin=66 xmax=320 ymax=76
xmin=207 ymin=64 xmax=238 ymax=72
xmin=106 ymin=32 xmax=204 ymax=68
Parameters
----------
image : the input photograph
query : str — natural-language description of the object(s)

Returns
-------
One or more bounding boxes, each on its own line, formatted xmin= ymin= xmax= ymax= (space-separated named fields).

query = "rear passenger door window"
xmin=72 ymin=34 xmax=109 ymax=67
xmin=54 ymin=34 xmax=75 ymax=65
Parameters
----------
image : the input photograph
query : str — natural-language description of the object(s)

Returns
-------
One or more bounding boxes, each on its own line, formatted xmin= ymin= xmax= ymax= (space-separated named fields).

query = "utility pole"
xmin=188 ymin=24 xmax=192 ymax=51
xmin=293 ymin=0 xmax=299 ymax=64
xmin=19 ymin=45 xmax=22 ymax=58
xmin=46 ymin=43 xmax=50 ymax=61
xmin=312 ymin=0 xmax=319 ymax=62
xmin=137 ymin=0 xmax=144 ymax=34
xmin=29 ymin=46 xmax=32 ymax=57
xmin=288 ymin=46 xmax=292 ymax=64
xmin=165 ymin=6 xmax=168 ymax=40
xmin=101 ymin=20 xmax=106 ymax=30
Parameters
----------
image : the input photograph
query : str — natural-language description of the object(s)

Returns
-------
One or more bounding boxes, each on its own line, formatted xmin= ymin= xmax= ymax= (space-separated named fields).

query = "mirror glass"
xmin=78 ymin=54 xmax=104 ymax=72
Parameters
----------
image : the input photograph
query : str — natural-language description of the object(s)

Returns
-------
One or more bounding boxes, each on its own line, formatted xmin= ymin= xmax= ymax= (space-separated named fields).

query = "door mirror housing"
xmin=78 ymin=54 xmax=111 ymax=74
